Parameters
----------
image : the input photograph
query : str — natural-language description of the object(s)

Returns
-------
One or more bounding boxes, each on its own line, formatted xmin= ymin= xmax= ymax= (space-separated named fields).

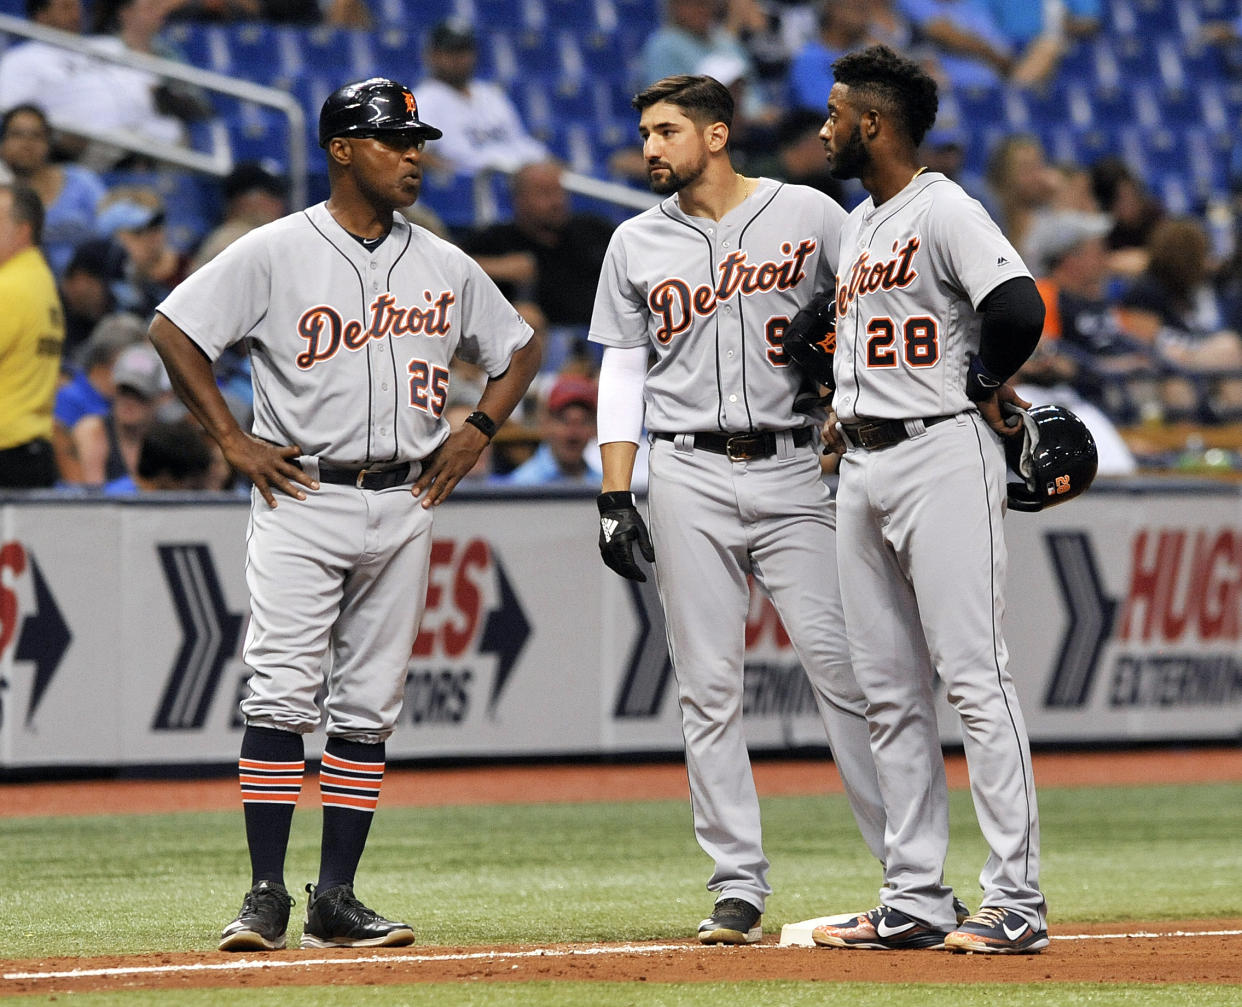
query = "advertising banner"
xmin=1 ymin=482 xmax=1239 ymax=769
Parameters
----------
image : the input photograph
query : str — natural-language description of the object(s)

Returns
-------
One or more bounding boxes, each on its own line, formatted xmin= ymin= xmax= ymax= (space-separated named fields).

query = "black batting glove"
xmin=597 ymin=491 xmax=655 ymax=582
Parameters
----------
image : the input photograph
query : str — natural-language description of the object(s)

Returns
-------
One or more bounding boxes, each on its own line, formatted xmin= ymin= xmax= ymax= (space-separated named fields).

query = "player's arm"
xmin=412 ymin=334 xmax=543 ymax=508
xmin=595 ymin=345 xmax=654 ymax=581
xmin=966 ymin=276 xmax=1044 ymax=436
xmin=149 ymin=313 xmax=317 ymax=507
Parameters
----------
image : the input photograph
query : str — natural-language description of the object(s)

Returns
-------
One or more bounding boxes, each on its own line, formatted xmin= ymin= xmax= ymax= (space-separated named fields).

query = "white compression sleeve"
xmin=596 ymin=345 xmax=648 ymax=445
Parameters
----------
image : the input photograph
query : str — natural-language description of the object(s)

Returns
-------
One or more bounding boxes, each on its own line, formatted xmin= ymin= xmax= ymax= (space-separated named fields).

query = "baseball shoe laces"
xmin=218 ymin=880 xmax=294 ymax=952
xmin=945 ymin=906 xmax=1050 ymax=954
xmin=300 ymin=882 xmax=415 ymax=949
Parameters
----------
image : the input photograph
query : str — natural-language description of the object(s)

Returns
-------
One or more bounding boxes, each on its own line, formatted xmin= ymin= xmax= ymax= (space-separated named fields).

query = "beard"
xmin=828 ymin=124 xmax=869 ymax=181
xmin=648 ymin=155 xmax=706 ymax=195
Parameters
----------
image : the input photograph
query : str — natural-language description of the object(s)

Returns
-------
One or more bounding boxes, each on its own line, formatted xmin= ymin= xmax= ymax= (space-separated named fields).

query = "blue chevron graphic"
xmin=15 ymin=556 xmax=72 ymax=725
xmin=153 ymin=544 xmax=244 ymax=730
xmin=479 ymin=555 xmax=530 ymax=716
xmin=612 ymin=576 xmax=673 ymax=719
xmin=1043 ymin=531 xmax=1117 ymax=708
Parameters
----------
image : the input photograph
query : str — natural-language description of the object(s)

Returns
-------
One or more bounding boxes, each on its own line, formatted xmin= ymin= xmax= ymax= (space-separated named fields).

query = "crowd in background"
xmin=3 ymin=0 xmax=1242 ymax=494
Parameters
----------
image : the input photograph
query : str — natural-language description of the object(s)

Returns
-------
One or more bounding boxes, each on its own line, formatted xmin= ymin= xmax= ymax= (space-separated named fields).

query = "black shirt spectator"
xmin=461 ymin=159 xmax=614 ymax=328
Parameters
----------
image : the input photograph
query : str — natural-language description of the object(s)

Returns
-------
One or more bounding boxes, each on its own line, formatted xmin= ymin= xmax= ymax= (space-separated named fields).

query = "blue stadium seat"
xmin=225 ymin=103 xmax=293 ymax=171
xmin=419 ymin=170 xmax=480 ymax=231
xmin=225 ymin=23 xmax=297 ymax=86
xmin=372 ymin=27 xmax=421 ymax=83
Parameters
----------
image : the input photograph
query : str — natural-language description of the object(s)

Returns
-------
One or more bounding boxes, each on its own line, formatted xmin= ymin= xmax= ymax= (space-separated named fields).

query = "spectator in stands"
xmin=82 ymin=0 xmax=214 ymax=168
xmin=414 ymin=19 xmax=548 ymax=178
xmin=0 ymin=183 xmax=65 ymax=489
xmin=982 ymin=0 xmax=1099 ymax=89
xmin=500 ymin=372 xmax=602 ymax=487
xmin=59 ymin=240 xmax=117 ymax=357
xmin=191 ymin=160 xmax=288 ymax=272
xmin=0 ymin=0 xmax=101 ymax=161
xmin=741 ymin=106 xmax=846 ymax=203
xmin=0 ymin=104 xmax=107 ymax=277
xmin=639 ymin=0 xmax=775 ymax=129
xmin=54 ymin=311 xmax=146 ymax=434
xmin=729 ymin=0 xmax=817 ymax=106
xmin=0 ymin=0 xmax=197 ymax=170
xmin=1117 ymin=216 xmax=1242 ymax=422
xmin=788 ymin=0 xmax=879 ymax=113
xmin=88 ymin=186 xmax=189 ymax=318
xmin=1090 ymin=155 xmax=1166 ymax=281
xmin=70 ymin=340 xmax=172 ymax=486
xmin=461 ymin=158 xmax=614 ymax=329
xmin=103 ymin=418 xmax=214 ymax=492
xmin=984 ymin=132 xmax=1059 ymax=261
xmin=1016 ymin=209 xmax=1143 ymax=472
xmin=898 ymin=0 xmax=1013 ymax=90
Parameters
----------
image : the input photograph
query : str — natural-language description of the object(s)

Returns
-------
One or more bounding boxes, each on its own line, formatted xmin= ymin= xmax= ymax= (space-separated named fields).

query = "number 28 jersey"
xmin=831 ymin=171 xmax=1030 ymax=424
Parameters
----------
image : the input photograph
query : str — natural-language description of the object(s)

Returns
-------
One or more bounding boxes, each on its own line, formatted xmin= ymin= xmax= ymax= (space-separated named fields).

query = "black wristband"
xmin=597 ymin=491 xmax=635 ymax=513
xmin=464 ymin=410 xmax=497 ymax=440
xmin=965 ymin=353 xmax=1003 ymax=402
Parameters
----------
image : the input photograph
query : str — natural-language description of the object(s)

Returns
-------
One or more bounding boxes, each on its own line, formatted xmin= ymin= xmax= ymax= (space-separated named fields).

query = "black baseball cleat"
xmin=953 ymin=896 xmax=971 ymax=925
xmin=300 ymin=883 xmax=415 ymax=949
xmin=219 ymin=880 xmax=294 ymax=952
xmin=698 ymin=897 xmax=763 ymax=945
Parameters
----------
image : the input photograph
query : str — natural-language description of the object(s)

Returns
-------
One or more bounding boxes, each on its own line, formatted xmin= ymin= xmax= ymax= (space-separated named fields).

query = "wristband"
xmin=464 ymin=410 xmax=497 ymax=440
xmin=597 ymin=491 xmax=635 ymax=513
xmin=965 ymin=353 xmax=1003 ymax=402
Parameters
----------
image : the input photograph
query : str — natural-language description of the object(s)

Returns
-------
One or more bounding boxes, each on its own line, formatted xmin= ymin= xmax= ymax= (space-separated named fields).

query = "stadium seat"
xmin=372 ymin=27 xmax=421 ymax=83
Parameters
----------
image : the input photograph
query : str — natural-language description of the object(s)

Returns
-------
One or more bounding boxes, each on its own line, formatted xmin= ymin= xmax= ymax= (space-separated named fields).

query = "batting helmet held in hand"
xmin=1004 ymin=404 xmax=1099 ymax=513
xmin=318 ymin=77 xmax=443 ymax=148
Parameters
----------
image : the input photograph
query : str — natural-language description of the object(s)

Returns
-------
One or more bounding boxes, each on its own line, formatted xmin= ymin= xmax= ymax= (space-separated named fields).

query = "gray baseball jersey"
xmin=159 ymin=203 xmax=532 ymax=467
xmin=157 ymin=203 xmax=532 ymax=740
xmin=590 ymin=178 xmax=887 ymax=912
xmin=591 ymin=178 xmax=839 ymax=432
xmin=833 ymin=172 xmax=1028 ymax=424
xmin=831 ymin=171 xmax=1045 ymax=932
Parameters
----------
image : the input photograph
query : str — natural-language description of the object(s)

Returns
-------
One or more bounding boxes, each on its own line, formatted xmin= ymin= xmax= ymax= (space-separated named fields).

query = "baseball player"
xmin=149 ymin=77 xmax=540 ymax=952
xmin=808 ymin=46 xmax=1050 ymax=954
xmin=589 ymin=74 xmax=889 ymax=945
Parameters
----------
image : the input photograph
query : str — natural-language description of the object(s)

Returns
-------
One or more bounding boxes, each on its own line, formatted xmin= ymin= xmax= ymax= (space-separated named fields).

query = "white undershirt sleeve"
xmin=596 ymin=345 xmax=648 ymax=445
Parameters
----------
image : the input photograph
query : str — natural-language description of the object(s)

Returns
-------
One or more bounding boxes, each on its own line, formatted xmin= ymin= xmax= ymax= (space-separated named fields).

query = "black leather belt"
xmin=653 ymin=427 xmax=813 ymax=461
xmin=841 ymin=414 xmax=955 ymax=450
xmin=315 ymin=461 xmax=412 ymax=490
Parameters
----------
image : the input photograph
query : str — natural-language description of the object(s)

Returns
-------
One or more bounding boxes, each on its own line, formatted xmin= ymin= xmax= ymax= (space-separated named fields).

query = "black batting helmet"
xmin=318 ymin=77 xmax=443 ymax=148
xmin=1004 ymin=404 xmax=1099 ymax=513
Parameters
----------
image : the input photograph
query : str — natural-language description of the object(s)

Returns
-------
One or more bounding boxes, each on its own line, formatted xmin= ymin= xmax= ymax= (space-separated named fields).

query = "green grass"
xmin=1 ymin=780 xmax=1239 ymax=959
xmin=7 ymin=984 xmax=1242 ymax=1007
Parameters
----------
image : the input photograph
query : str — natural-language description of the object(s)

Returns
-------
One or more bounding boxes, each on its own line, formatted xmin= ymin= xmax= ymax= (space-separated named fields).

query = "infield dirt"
xmin=3 ymin=747 xmax=1241 ymax=994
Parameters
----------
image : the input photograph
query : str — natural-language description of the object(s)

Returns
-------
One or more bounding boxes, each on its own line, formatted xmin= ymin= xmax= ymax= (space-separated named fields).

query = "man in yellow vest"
xmin=0 ymin=183 xmax=64 ymax=488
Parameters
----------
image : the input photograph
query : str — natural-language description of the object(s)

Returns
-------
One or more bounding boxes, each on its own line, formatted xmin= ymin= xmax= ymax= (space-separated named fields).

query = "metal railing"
xmin=0 ymin=12 xmax=308 ymax=208
xmin=0 ymin=14 xmax=658 ymax=223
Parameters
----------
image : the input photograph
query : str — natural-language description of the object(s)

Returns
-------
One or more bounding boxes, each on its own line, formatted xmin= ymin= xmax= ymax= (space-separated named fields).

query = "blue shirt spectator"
xmin=898 ymin=0 xmax=1013 ymax=89
xmin=501 ymin=374 xmax=602 ymax=487
xmin=0 ymin=104 xmax=108 ymax=276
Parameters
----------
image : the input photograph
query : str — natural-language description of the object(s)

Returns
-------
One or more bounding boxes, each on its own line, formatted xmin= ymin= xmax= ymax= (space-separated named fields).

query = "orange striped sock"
xmin=238 ymin=725 xmax=304 ymax=886
xmin=317 ymin=740 xmax=385 ymax=891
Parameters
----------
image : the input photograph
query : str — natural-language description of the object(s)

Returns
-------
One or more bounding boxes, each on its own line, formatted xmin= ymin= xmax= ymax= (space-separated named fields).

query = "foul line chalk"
xmin=6 ymin=930 xmax=1242 ymax=983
